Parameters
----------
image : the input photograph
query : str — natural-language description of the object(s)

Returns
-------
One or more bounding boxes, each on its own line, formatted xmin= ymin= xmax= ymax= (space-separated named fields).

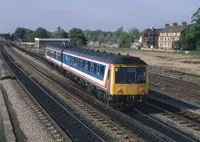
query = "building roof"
xmin=0 ymin=34 xmax=9 ymax=38
xmin=140 ymin=28 xmax=162 ymax=36
xmin=160 ymin=25 xmax=189 ymax=33
xmin=35 ymin=38 xmax=70 ymax=41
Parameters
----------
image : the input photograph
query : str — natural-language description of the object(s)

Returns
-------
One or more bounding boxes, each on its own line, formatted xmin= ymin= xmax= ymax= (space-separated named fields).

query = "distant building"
xmin=0 ymin=34 xmax=10 ymax=40
xmin=35 ymin=38 xmax=70 ymax=48
xmin=158 ymin=22 xmax=188 ymax=50
xmin=139 ymin=28 xmax=162 ymax=48
xmin=131 ymin=39 xmax=141 ymax=48
xmin=87 ymin=41 xmax=100 ymax=46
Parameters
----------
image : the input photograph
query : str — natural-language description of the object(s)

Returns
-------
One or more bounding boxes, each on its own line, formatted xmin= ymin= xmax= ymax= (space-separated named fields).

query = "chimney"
xmin=182 ymin=21 xmax=187 ymax=27
xmin=172 ymin=22 xmax=178 ymax=27
xmin=165 ymin=24 xmax=169 ymax=27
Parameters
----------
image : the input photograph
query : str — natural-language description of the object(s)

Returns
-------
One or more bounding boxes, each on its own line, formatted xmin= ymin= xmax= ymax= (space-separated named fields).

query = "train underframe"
xmin=47 ymin=61 xmax=147 ymax=110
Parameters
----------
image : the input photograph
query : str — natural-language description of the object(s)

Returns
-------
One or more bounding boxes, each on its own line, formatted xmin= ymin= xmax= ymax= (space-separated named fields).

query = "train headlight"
xmin=140 ymin=88 xmax=145 ymax=94
xmin=118 ymin=88 xmax=123 ymax=94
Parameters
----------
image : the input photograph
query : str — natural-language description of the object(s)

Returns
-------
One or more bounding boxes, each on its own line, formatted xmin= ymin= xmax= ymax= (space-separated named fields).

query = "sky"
xmin=0 ymin=0 xmax=200 ymax=33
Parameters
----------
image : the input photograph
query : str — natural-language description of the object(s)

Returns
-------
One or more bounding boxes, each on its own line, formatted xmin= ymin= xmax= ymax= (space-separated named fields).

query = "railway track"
xmin=5 ymin=43 xmax=200 ymax=141
xmin=0 ymin=46 xmax=105 ymax=142
xmin=146 ymin=98 xmax=200 ymax=131
xmin=149 ymin=71 xmax=200 ymax=98
xmin=4 ymin=44 xmax=142 ymax=141
xmin=126 ymin=109 xmax=196 ymax=142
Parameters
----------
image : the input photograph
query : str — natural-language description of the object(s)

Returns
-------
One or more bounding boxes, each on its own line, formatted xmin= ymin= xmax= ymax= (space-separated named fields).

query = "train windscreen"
xmin=115 ymin=67 xmax=146 ymax=84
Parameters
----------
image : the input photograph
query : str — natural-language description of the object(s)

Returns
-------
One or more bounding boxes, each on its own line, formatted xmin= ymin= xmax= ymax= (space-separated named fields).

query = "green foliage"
xmin=24 ymin=32 xmax=35 ymax=42
xmin=118 ymin=32 xmax=132 ymax=48
xmin=69 ymin=28 xmax=87 ymax=46
xmin=14 ymin=27 xmax=26 ymax=41
xmin=191 ymin=8 xmax=200 ymax=23
xmin=52 ymin=27 xmax=68 ymax=38
xmin=129 ymin=28 xmax=140 ymax=41
xmin=34 ymin=27 xmax=49 ymax=38
xmin=83 ymin=26 xmax=139 ymax=46
xmin=97 ymin=34 xmax=104 ymax=44
xmin=92 ymin=35 xmax=98 ymax=42
xmin=14 ymin=27 xmax=52 ymax=42
xmin=104 ymin=33 xmax=112 ymax=42
xmin=179 ymin=8 xmax=200 ymax=51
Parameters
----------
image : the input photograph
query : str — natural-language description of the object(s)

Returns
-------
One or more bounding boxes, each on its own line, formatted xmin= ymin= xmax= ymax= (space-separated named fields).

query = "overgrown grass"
xmin=188 ymin=50 xmax=200 ymax=58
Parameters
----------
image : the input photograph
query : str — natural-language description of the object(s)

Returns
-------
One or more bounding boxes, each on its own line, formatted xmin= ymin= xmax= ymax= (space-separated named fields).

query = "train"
xmin=45 ymin=46 xmax=149 ymax=108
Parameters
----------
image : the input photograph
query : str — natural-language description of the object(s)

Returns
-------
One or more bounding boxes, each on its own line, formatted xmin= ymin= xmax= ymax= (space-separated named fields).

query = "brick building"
xmin=158 ymin=22 xmax=188 ymax=50
xmin=139 ymin=28 xmax=162 ymax=48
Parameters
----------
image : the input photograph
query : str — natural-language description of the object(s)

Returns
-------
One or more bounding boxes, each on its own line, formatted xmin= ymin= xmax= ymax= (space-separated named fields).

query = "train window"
xmin=115 ymin=68 xmax=125 ymax=83
xmin=79 ymin=59 xmax=83 ymax=68
xmin=100 ymin=66 xmax=105 ymax=77
xmin=67 ymin=56 xmax=72 ymax=64
xmin=87 ymin=62 xmax=91 ymax=72
xmin=70 ymin=57 xmax=75 ymax=65
xmin=97 ymin=65 xmax=100 ymax=75
xmin=115 ymin=67 xmax=136 ymax=84
xmin=85 ymin=61 xmax=88 ymax=70
xmin=91 ymin=63 xmax=94 ymax=73
xmin=74 ymin=58 xmax=78 ymax=66
xmin=50 ymin=50 xmax=54 ymax=56
xmin=76 ymin=58 xmax=80 ymax=66
xmin=56 ymin=52 xmax=61 ymax=60
xmin=65 ymin=55 xmax=68 ymax=62
xmin=93 ymin=64 xmax=97 ymax=74
xmin=82 ymin=60 xmax=85 ymax=69
xmin=136 ymin=67 xmax=146 ymax=84
xmin=78 ymin=59 xmax=82 ymax=67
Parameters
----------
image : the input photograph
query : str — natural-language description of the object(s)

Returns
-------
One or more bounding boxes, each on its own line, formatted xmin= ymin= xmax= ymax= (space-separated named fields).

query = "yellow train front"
xmin=107 ymin=62 xmax=148 ymax=107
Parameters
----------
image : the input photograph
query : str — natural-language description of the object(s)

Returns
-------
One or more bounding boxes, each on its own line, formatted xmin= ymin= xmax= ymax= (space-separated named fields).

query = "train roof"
xmin=47 ymin=46 xmax=147 ymax=65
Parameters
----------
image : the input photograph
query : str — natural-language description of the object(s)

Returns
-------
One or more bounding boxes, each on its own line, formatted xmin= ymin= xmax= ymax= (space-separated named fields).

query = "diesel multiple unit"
xmin=45 ymin=46 xmax=149 ymax=108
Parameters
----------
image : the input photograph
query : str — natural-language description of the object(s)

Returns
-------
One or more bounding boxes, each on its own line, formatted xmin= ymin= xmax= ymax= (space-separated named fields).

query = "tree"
xmin=118 ymin=32 xmax=132 ymax=48
xmin=92 ymin=35 xmax=98 ymax=42
xmin=179 ymin=8 xmax=200 ymax=50
xmin=34 ymin=27 xmax=49 ymax=38
xmin=129 ymin=28 xmax=140 ymax=41
xmin=104 ymin=33 xmax=112 ymax=42
xmin=191 ymin=8 xmax=200 ymax=23
xmin=112 ymin=34 xmax=118 ymax=43
xmin=24 ymin=32 xmax=35 ymax=42
xmin=116 ymin=26 xmax=123 ymax=37
xmin=97 ymin=34 xmax=104 ymax=44
xmin=14 ymin=27 xmax=26 ymax=41
xmin=87 ymin=34 xmax=92 ymax=41
xmin=52 ymin=27 xmax=68 ymax=38
xmin=69 ymin=28 xmax=87 ymax=46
